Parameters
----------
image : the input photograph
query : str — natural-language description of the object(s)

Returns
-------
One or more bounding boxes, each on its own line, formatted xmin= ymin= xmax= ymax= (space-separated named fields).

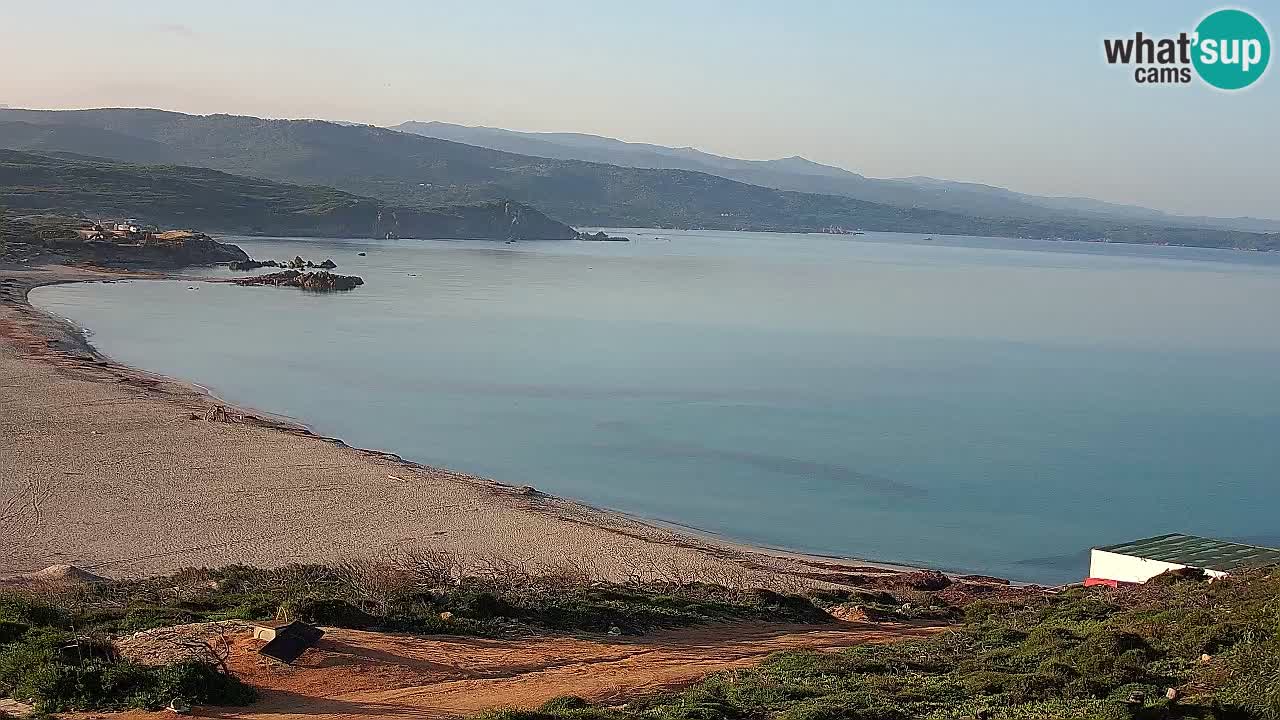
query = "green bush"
xmin=0 ymin=595 xmax=65 ymax=627
xmin=7 ymin=659 xmax=256 ymax=712
xmin=288 ymin=597 xmax=378 ymax=627
xmin=0 ymin=620 xmax=28 ymax=644
xmin=148 ymin=662 xmax=257 ymax=708
xmin=0 ymin=595 xmax=254 ymax=713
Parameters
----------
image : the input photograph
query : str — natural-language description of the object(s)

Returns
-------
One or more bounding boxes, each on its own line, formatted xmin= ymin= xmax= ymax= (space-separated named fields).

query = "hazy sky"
xmin=2 ymin=1 xmax=1276 ymax=218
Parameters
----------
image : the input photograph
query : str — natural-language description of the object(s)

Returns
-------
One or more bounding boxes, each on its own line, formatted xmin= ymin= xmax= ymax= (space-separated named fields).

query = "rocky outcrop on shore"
xmin=1 ymin=214 xmax=249 ymax=268
xmin=229 ymin=256 xmax=338 ymax=271
xmin=578 ymin=231 xmax=630 ymax=242
xmin=228 ymin=259 xmax=279 ymax=271
xmin=143 ymin=233 xmax=249 ymax=266
xmin=232 ymin=269 xmax=364 ymax=292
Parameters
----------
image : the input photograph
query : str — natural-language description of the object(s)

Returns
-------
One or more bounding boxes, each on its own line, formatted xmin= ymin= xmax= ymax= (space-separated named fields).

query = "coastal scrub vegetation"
xmin=0 ymin=555 xmax=829 ymax=712
xmin=7 ymin=560 xmax=830 ymax=639
xmin=7 ymin=557 xmax=1279 ymax=718
xmin=0 ymin=593 xmax=254 ymax=712
xmin=479 ymin=569 xmax=1280 ymax=720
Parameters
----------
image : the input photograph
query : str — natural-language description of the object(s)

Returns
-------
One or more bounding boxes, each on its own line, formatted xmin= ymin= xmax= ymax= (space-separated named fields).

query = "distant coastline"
xmin=592 ymin=226 xmax=1280 ymax=256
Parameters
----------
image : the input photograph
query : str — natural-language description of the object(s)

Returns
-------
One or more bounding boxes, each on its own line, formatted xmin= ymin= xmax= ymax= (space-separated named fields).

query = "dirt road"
xmin=118 ymin=622 xmax=942 ymax=720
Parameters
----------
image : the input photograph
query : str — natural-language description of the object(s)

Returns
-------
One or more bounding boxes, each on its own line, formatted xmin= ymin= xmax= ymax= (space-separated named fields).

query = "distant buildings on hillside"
xmin=74 ymin=218 xmax=161 ymax=243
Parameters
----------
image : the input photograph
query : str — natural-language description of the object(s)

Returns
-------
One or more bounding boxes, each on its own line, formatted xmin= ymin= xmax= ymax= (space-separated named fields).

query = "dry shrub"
xmin=397 ymin=545 xmax=466 ymax=587
xmin=333 ymin=556 xmax=421 ymax=615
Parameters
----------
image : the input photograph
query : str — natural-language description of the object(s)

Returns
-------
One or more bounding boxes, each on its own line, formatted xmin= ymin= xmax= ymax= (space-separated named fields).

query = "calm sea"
xmin=30 ymin=230 xmax=1280 ymax=584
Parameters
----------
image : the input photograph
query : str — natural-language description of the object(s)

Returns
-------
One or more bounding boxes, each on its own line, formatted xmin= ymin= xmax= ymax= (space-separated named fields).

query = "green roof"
xmin=1097 ymin=534 xmax=1280 ymax=573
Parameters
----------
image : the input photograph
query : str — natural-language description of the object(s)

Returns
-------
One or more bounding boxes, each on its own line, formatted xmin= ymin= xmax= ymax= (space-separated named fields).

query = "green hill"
xmin=0 ymin=109 xmax=1275 ymax=250
xmin=394 ymin=120 xmax=1280 ymax=234
xmin=0 ymin=150 xmax=575 ymax=240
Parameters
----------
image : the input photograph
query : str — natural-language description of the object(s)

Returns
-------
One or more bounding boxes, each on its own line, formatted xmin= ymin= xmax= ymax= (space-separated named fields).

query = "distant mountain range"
xmin=0 ymin=150 xmax=575 ymax=240
xmin=393 ymin=121 xmax=1280 ymax=234
xmin=0 ymin=108 xmax=1275 ymax=250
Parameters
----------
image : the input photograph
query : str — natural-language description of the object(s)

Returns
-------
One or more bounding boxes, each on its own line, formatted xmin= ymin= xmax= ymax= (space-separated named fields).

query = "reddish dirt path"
xmin=115 ymin=622 xmax=943 ymax=720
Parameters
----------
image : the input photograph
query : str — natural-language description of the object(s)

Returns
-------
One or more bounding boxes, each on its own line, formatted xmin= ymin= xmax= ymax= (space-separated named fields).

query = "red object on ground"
xmin=1084 ymin=577 xmax=1121 ymax=588
xmin=1084 ymin=577 xmax=1142 ymax=588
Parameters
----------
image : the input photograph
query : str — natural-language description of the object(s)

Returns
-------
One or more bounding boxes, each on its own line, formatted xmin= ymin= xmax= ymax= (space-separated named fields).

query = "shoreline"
xmin=1 ymin=261 xmax=926 ymax=586
xmin=593 ymin=227 xmax=1280 ymax=255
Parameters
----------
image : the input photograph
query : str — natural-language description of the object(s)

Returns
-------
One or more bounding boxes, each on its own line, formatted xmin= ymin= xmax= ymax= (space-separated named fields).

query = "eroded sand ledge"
xmin=0 ymin=264 xmax=896 ymax=585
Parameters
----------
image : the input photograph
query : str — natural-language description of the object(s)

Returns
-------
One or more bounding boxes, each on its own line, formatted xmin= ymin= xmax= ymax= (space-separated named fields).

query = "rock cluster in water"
xmin=232 ymin=269 xmax=364 ymax=292
xmin=229 ymin=255 xmax=337 ymax=271
xmin=577 ymin=230 xmax=629 ymax=242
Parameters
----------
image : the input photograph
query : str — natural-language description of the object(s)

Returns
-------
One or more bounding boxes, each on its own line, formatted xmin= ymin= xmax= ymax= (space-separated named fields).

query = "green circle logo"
xmin=1192 ymin=9 xmax=1270 ymax=90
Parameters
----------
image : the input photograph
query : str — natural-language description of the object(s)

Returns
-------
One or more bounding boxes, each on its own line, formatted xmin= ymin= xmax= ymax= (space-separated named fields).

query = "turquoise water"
xmin=31 ymin=230 xmax=1280 ymax=584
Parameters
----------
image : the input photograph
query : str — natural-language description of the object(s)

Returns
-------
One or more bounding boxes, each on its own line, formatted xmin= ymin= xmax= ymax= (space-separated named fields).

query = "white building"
xmin=1087 ymin=533 xmax=1280 ymax=587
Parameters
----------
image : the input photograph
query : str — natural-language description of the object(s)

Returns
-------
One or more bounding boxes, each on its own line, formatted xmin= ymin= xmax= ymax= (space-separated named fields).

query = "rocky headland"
xmin=1 ymin=214 xmax=248 ymax=268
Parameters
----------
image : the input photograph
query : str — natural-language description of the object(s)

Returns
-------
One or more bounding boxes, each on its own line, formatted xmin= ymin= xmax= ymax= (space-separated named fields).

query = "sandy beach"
xmin=0 ymin=262 xmax=887 ymax=586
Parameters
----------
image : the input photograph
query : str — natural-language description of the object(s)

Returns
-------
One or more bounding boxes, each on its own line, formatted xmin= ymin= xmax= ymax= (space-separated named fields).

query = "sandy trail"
xmin=123 ymin=622 xmax=941 ymax=720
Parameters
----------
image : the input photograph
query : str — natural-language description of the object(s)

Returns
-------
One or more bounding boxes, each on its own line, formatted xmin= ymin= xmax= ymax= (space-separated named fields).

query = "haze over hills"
xmin=0 ymin=150 xmax=575 ymax=240
xmin=394 ymin=120 xmax=1280 ymax=234
xmin=0 ymin=108 xmax=1275 ymax=250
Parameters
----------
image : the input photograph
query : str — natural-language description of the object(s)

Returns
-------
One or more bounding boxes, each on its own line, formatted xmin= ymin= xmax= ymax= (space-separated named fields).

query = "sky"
xmin=1 ymin=0 xmax=1276 ymax=219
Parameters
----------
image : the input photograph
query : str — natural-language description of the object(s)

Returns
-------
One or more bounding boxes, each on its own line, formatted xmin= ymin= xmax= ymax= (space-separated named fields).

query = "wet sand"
xmin=0 ymin=263 xmax=895 ymax=586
